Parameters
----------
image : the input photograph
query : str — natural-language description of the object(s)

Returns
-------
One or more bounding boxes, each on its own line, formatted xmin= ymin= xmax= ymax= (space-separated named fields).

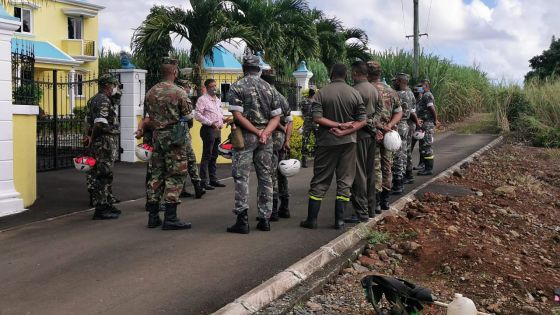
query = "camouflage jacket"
xmin=85 ymin=92 xmax=120 ymax=136
xmin=397 ymin=88 xmax=416 ymax=122
xmin=145 ymin=81 xmax=192 ymax=130
xmin=373 ymin=81 xmax=402 ymax=126
xmin=273 ymin=87 xmax=292 ymax=125
xmin=227 ymin=74 xmax=282 ymax=127
xmin=417 ymin=91 xmax=436 ymax=122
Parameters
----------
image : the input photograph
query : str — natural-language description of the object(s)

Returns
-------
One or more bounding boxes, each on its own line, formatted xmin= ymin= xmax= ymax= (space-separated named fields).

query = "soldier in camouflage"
xmin=143 ymin=57 xmax=193 ymax=230
xmin=225 ymin=54 xmax=281 ymax=234
xmin=262 ymin=71 xmax=293 ymax=221
xmin=417 ymin=79 xmax=440 ymax=176
xmin=409 ymin=84 xmax=425 ymax=172
xmin=404 ymin=84 xmax=421 ymax=184
xmin=391 ymin=73 xmax=415 ymax=194
xmin=177 ymin=79 xmax=206 ymax=199
xmin=84 ymin=74 xmax=121 ymax=220
xmin=366 ymin=61 xmax=403 ymax=212
xmin=300 ymin=88 xmax=317 ymax=168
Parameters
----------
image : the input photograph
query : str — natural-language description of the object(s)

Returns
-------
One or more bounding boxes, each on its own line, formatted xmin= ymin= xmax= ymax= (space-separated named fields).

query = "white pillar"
xmin=292 ymin=61 xmax=313 ymax=105
xmin=69 ymin=69 xmax=75 ymax=113
xmin=111 ymin=69 xmax=146 ymax=162
xmin=0 ymin=13 xmax=25 ymax=216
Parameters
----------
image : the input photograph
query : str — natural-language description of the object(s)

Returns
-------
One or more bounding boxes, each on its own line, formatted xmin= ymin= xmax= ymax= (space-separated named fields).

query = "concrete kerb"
xmin=212 ymin=135 xmax=503 ymax=315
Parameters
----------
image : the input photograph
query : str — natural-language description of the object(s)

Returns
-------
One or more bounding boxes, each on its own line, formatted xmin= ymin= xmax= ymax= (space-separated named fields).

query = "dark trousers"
xmin=199 ymin=125 xmax=221 ymax=184
xmin=351 ymin=137 xmax=376 ymax=218
xmin=309 ymin=143 xmax=357 ymax=200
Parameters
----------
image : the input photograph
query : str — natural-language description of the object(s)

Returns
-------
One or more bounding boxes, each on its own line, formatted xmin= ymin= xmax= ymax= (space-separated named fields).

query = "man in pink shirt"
xmin=195 ymin=79 xmax=229 ymax=189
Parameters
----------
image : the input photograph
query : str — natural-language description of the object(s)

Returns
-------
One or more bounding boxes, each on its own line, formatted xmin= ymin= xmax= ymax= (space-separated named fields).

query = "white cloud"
xmin=100 ymin=37 xmax=129 ymax=53
xmin=92 ymin=0 xmax=560 ymax=82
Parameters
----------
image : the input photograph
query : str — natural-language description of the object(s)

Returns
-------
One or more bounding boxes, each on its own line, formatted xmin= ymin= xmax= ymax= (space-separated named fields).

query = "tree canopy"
xmin=526 ymin=35 xmax=560 ymax=82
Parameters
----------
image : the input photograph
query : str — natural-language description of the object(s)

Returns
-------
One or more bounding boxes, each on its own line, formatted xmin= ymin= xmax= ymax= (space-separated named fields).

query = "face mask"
xmin=112 ymin=87 xmax=118 ymax=96
xmin=208 ymin=88 xmax=217 ymax=96
xmin=417 ymin=87 xmax=424 ymax=94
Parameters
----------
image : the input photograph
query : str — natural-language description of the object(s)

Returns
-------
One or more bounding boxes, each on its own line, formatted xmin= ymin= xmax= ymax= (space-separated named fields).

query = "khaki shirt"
xmin=353 ymin=80 xmax=382 ymax=140
xmin=312 ymin=79 xmax=366 ymax=146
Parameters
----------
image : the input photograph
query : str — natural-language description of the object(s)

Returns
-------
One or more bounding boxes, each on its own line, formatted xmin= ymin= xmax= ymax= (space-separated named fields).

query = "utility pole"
xmin=406 ymin=0 xmax=428 ymax=80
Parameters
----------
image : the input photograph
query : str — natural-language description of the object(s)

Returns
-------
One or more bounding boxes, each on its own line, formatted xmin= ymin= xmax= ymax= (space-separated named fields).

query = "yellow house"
xmin=7 ymin=0 xmax=103 ymax=115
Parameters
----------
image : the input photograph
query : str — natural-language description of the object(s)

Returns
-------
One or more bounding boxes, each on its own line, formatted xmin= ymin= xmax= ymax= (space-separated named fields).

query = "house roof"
xmin=203 ymin=46 xmax=242 ymax=70
xmin=12 ymin=38 xmax=82 ymax=66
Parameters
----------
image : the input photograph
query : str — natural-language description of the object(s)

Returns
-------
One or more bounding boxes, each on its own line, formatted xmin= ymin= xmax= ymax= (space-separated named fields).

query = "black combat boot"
xmin=256 ymin=218 xmax=271 ymax=231
xmin=227 ymin=209 xmax=250 ymax=234
xmin=270 ymin=198 xmax=280 ymax=222
xmin=380 ymin=189 xmax=391 ymax=210
xmin=413 ymin=156 xmax=425 ymax=170
xmin=403 ymin=170 xmax=415 ymax=184
xmin=300 ymin=198 xmax=321 ymax=229
xmin=146 ymin=202 xmax=162 ymax=228
xmin=301 ymin=156 xmax=308 ymax=168
xmin=391 ymin=178 xmax=404 ymax=195
xmin=180 ymin=190 xmax=194 ymax=198
xmin=193 ymin=180 xmax=206 ymax=199
xmin=108 ymin=204 xmax=122 ymax=215
xmin=334 ymin=199 xmax=347 ymax=229
xmin=375 ymin=192 xmax=382 ymax=214
xmin=92 ymin=205 xmax=119 ymax=220
xmin=161 ymin=203 xmax=192 ymax=230
xmin=278 ymin=196 xmax=290 ymax=218
xmin=417 ymin=159 xmax=434 ymax=176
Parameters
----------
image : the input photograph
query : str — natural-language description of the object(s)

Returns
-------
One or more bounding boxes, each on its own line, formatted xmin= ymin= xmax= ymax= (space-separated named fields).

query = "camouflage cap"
xmin=421 ymin=78 xmax=431 ymax=84
xmin=176 ymin=79 xmax=191 ymax=88
xmin=242 ymin=54 xmax=260 ymax=68
xmin=162 ymin=57 xmax=179 ymax=65
xmin=396 ymin=73 xmax=410 ymax=81
xmin=98 ymin=73 xmax=119 ymax=87
xmin=366 ymin=61 xmax=382 ymax=72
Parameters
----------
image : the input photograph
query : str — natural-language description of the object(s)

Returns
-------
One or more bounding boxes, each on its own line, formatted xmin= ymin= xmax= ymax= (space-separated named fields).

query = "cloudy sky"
xmin=94 ymin=0 xmax=560 ymax=82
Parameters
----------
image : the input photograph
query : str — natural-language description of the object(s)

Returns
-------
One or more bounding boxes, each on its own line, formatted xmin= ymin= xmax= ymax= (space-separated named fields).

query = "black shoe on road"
xmin=180 ymin=191 xmax=194 ymax=198
xmin=92 ymin=207 xmax=119 ymax=220
xmin=256 ymin=218 xmax=271 ymax=231
xmin=343 ymin=215 xmax=369 ymax=224
xmin=203 ymin=184 xmax=215 ymax=191
xmin=210 ymin=181 xmax=226 ymax=188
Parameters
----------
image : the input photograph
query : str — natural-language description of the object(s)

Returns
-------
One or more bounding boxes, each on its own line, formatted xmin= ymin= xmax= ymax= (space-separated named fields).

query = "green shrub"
xmin=288 ymin=115 xmax=315 ymax=160
xmin=515 ymin=114 xmax=560 ymax=148
xmin=73 ymin=106 xmax=88 ymax=120
xmin=13 ymin=83 xmax=43 ymax=105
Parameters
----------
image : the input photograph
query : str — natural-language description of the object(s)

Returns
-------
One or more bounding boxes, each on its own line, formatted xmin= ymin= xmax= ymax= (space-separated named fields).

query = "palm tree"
xmin=131 ymin=0 xmax=259 ymax=92
xmin=228 ymin=0 xmax=319 ymax=70
xmin=312 ymin=10 xmax=369 ymax=70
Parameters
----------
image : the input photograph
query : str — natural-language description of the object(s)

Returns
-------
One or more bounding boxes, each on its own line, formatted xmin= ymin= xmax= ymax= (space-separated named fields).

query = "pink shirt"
xmin=195 ymin=94 xmax=224 ymax=128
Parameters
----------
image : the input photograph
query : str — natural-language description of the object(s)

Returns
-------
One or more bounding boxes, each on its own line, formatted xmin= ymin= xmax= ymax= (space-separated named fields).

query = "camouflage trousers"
xmin=301 ymin=120 xmax=317 ymax=158
xmin=87 ymin=173 xmax=116 ymax=204
xmin=392 ymin=122 xmax=410 ymax=181
xmin=406 ymin=121 xmax=416 ymax=173
xmin=272 ymin=131 xmax=289 ymax=200
xmin=147 ymin=130 xmax=188 ymax=204
xmin=90 ymin=135 xmax=118 ymax=209
xmin=232 ymin=131 xmax=274 ymax=219
xmin=183 ymin=131 xmax=201 ymax=189
xmin=419 ymin=121 xmax=435 ymax=159
xmin=375 ymin=141 xmax=393 ymax=192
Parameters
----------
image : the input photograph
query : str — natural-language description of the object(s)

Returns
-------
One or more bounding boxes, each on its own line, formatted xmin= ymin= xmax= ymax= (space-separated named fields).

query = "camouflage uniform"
xmin=372 ymin=81 xmax=402 ymax=192
xmin=417 ymin=91 xmax=436 ymax=162
xmin=85 ymin=84 xmax=120 ymax=213
xmin=300 ymin=98 xmax=317 ymax=163
xmin=393 ymin=87 xmax=415 ymax=182
xmin=271 ymin=88 xmax=292 ymax=217
xmin=406 ymin=93 xmax=419 ymax=174
xmin=227 ymin=72 xmax=281 ymax=220
xmin=145 ymin=81 xmax=192 ymax=205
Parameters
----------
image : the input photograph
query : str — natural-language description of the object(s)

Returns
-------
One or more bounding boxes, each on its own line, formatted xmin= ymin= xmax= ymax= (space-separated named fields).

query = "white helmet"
xmin=383 ymin=130 xmax=402 ymax=152
xmin=413 ymin=129 xmax=425 ymax=140
xmin=218 ymin=140 xmax=233 ymax=159
xmin=279 ymin=159 xmax=301 ymax=177
xmin=73 ymin=156 xmax=96 ymax=172
xmin=135 ymin=144 xmax=153 ymax=161
xmin=297 ymin=127 xmax=303 ymax=135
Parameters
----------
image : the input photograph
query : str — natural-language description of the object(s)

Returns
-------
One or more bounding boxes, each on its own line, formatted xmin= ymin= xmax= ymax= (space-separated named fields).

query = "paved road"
xmin=0 ymin=133 xmax=496 ymax=315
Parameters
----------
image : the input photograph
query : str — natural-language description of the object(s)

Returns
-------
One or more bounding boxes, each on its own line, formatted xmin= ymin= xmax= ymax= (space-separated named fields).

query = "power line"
xmin=425 ymin=0 xmax=433 ymax=34
xmin=400 ymin=0 xmax=408 ymax=40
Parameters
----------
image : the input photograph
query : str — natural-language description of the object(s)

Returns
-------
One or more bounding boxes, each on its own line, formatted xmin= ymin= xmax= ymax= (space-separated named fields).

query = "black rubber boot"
xmin=380 ymin=189 xmax=391 ymax=210
xmin=146 ymin=202 xmax=162 ymax=228
xmin=193 ymin=180 xmax=206 ymax=199
xmin=108 ymin=204 xmax=122 ymax=215
xmin=413 ymin=157 xmax=425 ymax=170
xmin=301 ymin=156 xmax=308 ymax=168
xmin=417 ymin=159 xmax=434 ymax=176
xmin=227 ymin=209 xmax=250 ymax=234
xmin=92 ymin=205 xmax=119 ymax=220
xmin=278 ymin=197 xmax=290 ymax=218
xmin=403 ymin=170 xmax=415 ymax=184
xmin=375 ymin=192 xmax=382 ymax=214
xmin=270 ymin=198 xmax=280 ymax=222
xmin=334 ymin=199 xmax=347 ymax=230
xmin=300 ymin=198 xmax=321 ymax=229
xmin=256 ymin=218 xmax=271 ymax=231
xmin=180 ymin=190 xmax=194 ymax=198
xmin=391 ymin=178 xmax=404 ymax=195
xmin=162 ymin=203 xmax=192 ymax=230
